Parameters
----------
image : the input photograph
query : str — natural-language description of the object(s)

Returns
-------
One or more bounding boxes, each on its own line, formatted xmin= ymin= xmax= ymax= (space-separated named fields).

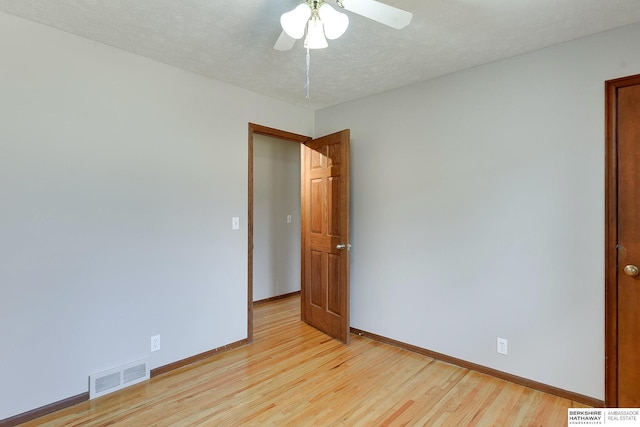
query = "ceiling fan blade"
xmin=339 ymin=0 xmax=412 ymax=29
xmin=274 ymin=31 xmax=296 ymax=51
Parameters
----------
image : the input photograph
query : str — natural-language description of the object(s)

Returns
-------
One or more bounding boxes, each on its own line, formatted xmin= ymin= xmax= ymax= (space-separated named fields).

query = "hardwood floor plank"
xmin=20 ymin=295 xmax=590 ymax=426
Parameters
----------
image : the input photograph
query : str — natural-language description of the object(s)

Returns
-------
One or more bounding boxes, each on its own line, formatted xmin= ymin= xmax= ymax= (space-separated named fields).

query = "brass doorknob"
xmin=624 ymin=265 xmax=639 ymax=277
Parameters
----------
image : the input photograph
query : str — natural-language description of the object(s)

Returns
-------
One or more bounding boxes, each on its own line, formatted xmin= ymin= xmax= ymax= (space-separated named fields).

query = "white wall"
xmin=253 ymin=135 xmax=301 ymax=301
xmin=0 ymin=12 xmax=313 ymax=420
xmin=316 ymin=23 xmax=640 ymax=400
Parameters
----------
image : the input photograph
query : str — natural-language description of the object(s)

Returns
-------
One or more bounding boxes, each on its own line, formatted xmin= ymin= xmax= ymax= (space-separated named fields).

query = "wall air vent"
xmin=89 ymin=358 xmax=150 ymax=399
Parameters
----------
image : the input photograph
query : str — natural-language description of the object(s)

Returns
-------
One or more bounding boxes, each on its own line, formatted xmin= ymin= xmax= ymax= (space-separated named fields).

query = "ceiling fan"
xmin=274 ymin=0 xmax=413 ymax=51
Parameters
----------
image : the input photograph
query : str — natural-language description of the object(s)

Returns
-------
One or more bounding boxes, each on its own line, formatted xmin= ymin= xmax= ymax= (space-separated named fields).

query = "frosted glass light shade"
xmin=318 ymin=3 xmax=349 ymax=40
xmin=304 ymin=17 xmax=328 ymax=49
xmin=281 ymin=3 xmax=312 ymax=39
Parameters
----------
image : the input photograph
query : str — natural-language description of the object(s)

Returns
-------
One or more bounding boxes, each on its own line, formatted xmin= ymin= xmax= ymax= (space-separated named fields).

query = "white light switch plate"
xmin=232 ymin=217 xmax=240 ymax=230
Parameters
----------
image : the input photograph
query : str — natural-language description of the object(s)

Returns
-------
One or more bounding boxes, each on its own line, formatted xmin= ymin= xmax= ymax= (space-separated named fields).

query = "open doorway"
xmin=253 ymin=133 xmax=301 ymax=300
xmin=247 ymin=124 xmax=311 ymax=342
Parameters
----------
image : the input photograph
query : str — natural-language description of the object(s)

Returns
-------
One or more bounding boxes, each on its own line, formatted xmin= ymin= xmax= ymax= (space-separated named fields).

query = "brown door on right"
xmin=606 ymin=74 xmax=640 ymax=407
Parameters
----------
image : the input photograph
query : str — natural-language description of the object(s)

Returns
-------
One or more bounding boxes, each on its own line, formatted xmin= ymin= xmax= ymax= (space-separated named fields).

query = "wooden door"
xmin=301 ymin=130 xmax=350 ymax=344
xmin=605 ymin=74 xmax=640 ymax=407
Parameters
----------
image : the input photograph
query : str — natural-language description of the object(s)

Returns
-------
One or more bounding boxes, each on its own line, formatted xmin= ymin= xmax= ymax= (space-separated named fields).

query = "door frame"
xmin=247 ymin=123 xmax=311 ymax=342
xmin=604 ymin=73 xmax=640 ymax=407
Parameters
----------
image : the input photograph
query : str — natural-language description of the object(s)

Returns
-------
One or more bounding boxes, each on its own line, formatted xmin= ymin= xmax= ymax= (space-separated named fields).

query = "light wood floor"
xmin=23 ymin=296 xmax=588 ymax=426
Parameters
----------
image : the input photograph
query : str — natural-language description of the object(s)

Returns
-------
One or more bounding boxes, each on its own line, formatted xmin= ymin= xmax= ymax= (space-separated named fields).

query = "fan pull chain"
xmin=305 ymin=48 xmax=311 ymax=99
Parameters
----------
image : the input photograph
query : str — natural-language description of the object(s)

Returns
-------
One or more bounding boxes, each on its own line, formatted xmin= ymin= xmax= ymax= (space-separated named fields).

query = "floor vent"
xmin=89 ymin=358 xmax=150 ymax=399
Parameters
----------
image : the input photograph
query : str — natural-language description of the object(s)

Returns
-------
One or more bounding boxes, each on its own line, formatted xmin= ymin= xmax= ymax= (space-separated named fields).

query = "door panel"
xmin=327 ymin=253 xmax=342 ymax=315
xmin=605 ymin=75 xmax=640 ymax=407
xmin=310 ymin=250 xmax=324 ymax=307
xmin=617 ymin=83 xmax=640 ymax=407
xmin=301 ymin=129 xmax=350 ymax=344
xmin=329 ymin=177 xmax=341 ymax=235
xmin=311 ymin=180 xmax=324 ymax=233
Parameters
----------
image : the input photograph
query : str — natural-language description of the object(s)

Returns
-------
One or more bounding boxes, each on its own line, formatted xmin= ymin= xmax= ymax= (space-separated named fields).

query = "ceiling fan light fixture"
xmin=318 ymin=3 xmax=349 ymax=40
xmin=304 ymin=16 xmax=328 ymax=49
xmin=281 ymin=3 xmax=312 ymax=39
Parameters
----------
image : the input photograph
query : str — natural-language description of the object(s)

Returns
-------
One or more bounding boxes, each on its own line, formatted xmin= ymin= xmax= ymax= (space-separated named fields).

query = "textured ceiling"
xmin=1 ymin=0 xmax=640 ymax=110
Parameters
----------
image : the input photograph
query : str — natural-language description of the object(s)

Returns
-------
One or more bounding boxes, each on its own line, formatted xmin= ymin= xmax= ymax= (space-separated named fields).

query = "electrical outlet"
xmin=151 ymin=335 xmax=161 ymax=352
xmin=497 ymin=337 xmax=508 ymax=355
